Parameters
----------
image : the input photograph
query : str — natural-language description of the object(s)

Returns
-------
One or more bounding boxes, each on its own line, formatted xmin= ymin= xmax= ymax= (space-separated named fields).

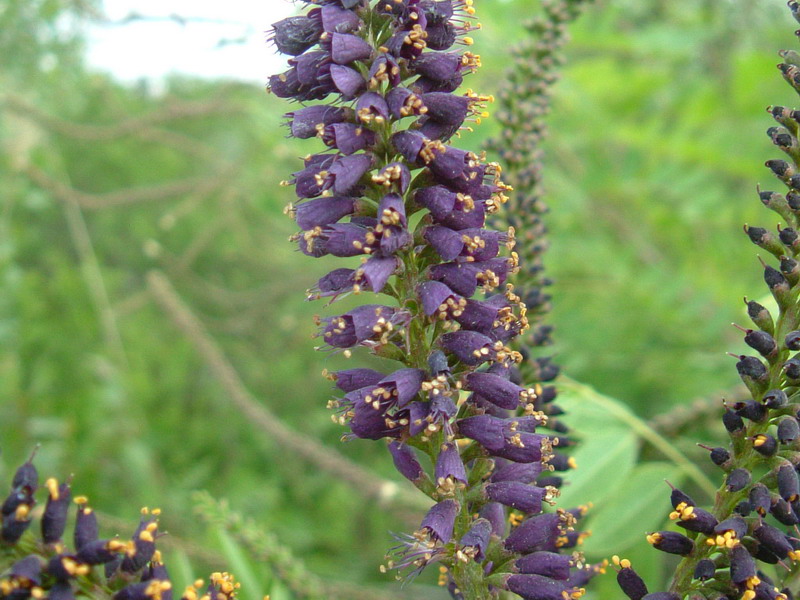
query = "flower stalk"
xmin=270 ymin=0 xmax=601 ymax=598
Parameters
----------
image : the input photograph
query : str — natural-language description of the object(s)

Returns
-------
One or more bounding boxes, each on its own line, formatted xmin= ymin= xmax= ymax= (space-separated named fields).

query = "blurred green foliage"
xmin=0 ymin=0 xmax=796 ymax=597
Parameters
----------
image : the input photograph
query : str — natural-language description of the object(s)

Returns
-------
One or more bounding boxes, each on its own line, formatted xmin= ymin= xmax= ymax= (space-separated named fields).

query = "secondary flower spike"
xmin=270 ymin=1 xmax=595 ymax=598
xmin=617 ymin=4 xmax=800 ymax=600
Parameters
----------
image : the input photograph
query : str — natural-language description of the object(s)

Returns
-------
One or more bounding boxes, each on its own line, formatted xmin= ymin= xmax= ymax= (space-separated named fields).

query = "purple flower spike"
xmin=421 ymin=499 xmax=459 ymax=543
xmin=485 ymin=481 xmax=553 ymax=514
xmin=330 ymin=32 xmax=373 ymax=64
xmin=516 ymin=552 xmax=572 ymax=580
xmin=458 ymin=519 xmax=492 ymax=562
xmin=330 ymin=64 xmax=365 ymax=98
xmin=505 ymin=574 xmax=582 ymax=600
xmin=388 ymin=442 xmax=425 ymax=483
xmin=435 ymin=442 xmax=467 ymax=488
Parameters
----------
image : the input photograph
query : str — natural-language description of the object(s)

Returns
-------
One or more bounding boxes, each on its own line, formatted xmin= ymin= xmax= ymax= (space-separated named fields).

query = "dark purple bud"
xmin=440 ymin=330 xmax=498 ymax=365
xmin=74 ymin=501 xmax=99 ymax=550
xmin=787 ymin=357 xmax=800 ymax=381
xmin=329 ymin=153 xmax=373 ymax=195
xmin=617 ymin=562 xmax=648 ymax=600
xmin=1 ymin=490 xmax=32 ymax=516
xmin=41 ymin=478 xmax=71 ymax=544
xmin=708 ymin=447 xmax=731 ymax=467
xmin=485 ymin=481 xmax=551 ymax=514
xmin=425 ymin=225 xmax=464 ymax=261
xmin=286 ymin=105 xmax=347 ymax=139
xmin=744 ymin=330 xmax=778 ymax=356
xmin=295 ymin=196 xmax=357 ymax=230
xmin=750 ymin=484 xmax=771 ymax=516
xmin=76 ymin=539 xmax=129 ymax=565
xmin=787 ymin=330 xmax=800 ymax=350
xmin=730 ymin=544 xmax=757 ymax=585
xmin=723 ymin=409 xmax=745 ymax=433
xmin=641 ymin=594 xmax=679 ymax=600
xmin=505 ymin=574 xmax=581 ymax=600
xmin=736 ymin=355 xmax=769 ymax=386
xmin=10 ymin=555 xmax=42 ymax=586
xmin=320 ymin=5 xmax=362 ymax=33
xmin=435 ymin=442 xmax=467 ymax=485
xmin=747 ymin=299 xmax=775 ymax=333
xmin=726 ymin=468 xmax=751 ymax=492
xmin=672 ymin=503 xmax=718 ymax=535
xmin=420 ymin=92 xmax=471 ymax=125
xmin=425 ymin=23 xmax=458 ymax=51
xmin=780 ymin=226 xmax=800 ymax=249
xmin=465 ymin=372 xmax=531 ymax=410
xmin=763 ymin=389 xmax=788 ymax=409
xmin=516 ymin=552 xmax=571 ymax=580
xmin=392 ymin=130 xmax=426 ymax=163
xmin=355 ymin=92 xmax=390 ymax=122
xmin=378 ymin=368 xmax=425 ymax=406
xmin=779 ymin=418 xmax=800 ymax=444
xmin=269 ymin=16 xmax=323 ymax=56
xmin=425 ymin=145 xmax=470 ymax=180
xmin=779 ymin=464 xmax=800 ymax=501
xmin=770 ymin=497 xmax=799 ymax=525
xmin=734 ymin=500 xmax=752 ymax=516
xmin=388 ymin=442 xmax=424 ymax=483
xmin=646 ymin=531 xmax=693 ymax=556
xmin=412 ymin=52 xmax=462 ymax=82
xmin=767 ymin=158 xmax=793 ymax=179
xmin=755 ymin=522 xmax=793 ymax=559
xmin=714 ymin=516 xmax=748 ymax=543
xmin=348 ymin=399 xmax=400 ymax=440
xmin=115 ymin=582 xmax=171 ymax=600
xmin=49 ymin=582 xmax=76 ymax=600
xmin=418 ymin=280 xmax=461 ymax=316
xmin=332 ymin=368 xmax=384 ymax=392
xmin=387 ymin=87 xmax=424 ymax=119
xmin=330 ymin=64 xmax=365 ymax=98
xmin=293 ymin=50 xmax=330 ymax=87
xmin=669 ymin=487 xmax=695 ymax=509
xmin=1 ymin=504 xmax=32 ymax=542
xmin=504 ymin=512 xmax=563 ymax=554
xmin=421 ymin=499 xmax=459 ymax=543
xmin=765 ymin=265 xmax=791 ymax=302
xmin=491 ymin=462 xmax=544 ymax=484
xmin=733 ymin=400 xmax=767 ymax=422
xmin=480 ymin=502 xmax=506 ymax=537
xmin=322 ymin=123 xmax=376 ymax=154
xmin=121 ymin=516 xmax=158 ymax=573
xmin=12 ymin=458 xmax=38 ymax=495
xmin=753 ymin=433 xmax=778 ymax=456
xmin=330 ymin=32 xmax=372 ymax=64
xmin=357 ymin=256 xmax=398 ymax=294
xmin=694 ymin=559 xmax=716 ymax=581
xmin=459 ymin=519 xmax=492 ymax=562
xmin=415 ymin=185 xmax=456 ymax=218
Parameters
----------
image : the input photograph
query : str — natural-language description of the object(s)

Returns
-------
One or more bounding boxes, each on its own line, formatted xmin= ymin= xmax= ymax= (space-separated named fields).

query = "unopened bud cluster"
xmin=616 ymin=4 xmax=800 ymax=600
xmin=269 ymin=1 xmax=601 ymax=598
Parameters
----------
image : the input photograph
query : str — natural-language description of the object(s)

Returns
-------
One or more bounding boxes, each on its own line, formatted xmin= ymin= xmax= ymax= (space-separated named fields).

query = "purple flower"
xmin=504 ymin=574 xmax=584 ymax=600
xmin=388 ymin=442 xmax=425 ymax=483
xmin=421 ymin=499 xmax=459 ymax=543
xmin=458 ymin=519 xmax=492 ymax=562
xmin=329 ymin=32 xmax=373 ymax=64
xmin=515 ymin=552 xmax=572 ymax=580
xmin=435 ymin=442 xmax=467 ymax=492
xmin=485 ymin=481 xmax=556 ymax=514
xmin=268 ymin=16 xmax=323 ymax=56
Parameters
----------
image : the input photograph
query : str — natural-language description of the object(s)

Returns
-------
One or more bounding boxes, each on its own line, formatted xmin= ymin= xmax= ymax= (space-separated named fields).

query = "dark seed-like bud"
xmin=616 ymin=561 xmax=648 ymax=600
xmin=765 ymin=265 xmax=792 ymax=305
xmin=763 ymin=388 xmax=788 ymax=408
xmin=646 ymin=531 xmax=694 ymax=556
xmin=41 ymin=478 xmax=71 ymax=544
xmin=785 ymin=357 xmax=800 ymax=380
xmin=746 ymin=225 xmax=785 ymax=257
xmin=726 ymin=468 xmax=751 ymax=492
xmin=778 ymin=464 xmax=800 ymax=501
xmin=669 ymin=488 xmax=695 ymax=509
xmin=786 ymin=330 xmax=800 ymax=350
xmin=709 ymin=447 xmax=731 ymax=467
xmin=736 ymin=355 xmax=769 ymax=386
xmin=771 ymin=497 xmax=799 ymax=525
xmin=744 ymin=330 xmax=778 ymax=357
xmin=730 ymin=544 xmax=757 ymax=585
xmin=723 ymin=409 xmax=745 ymax=433
xmin=753 ymin=433 xmax=778 ymax=456
xmin=755 ymin=522 xmax=794 ymax=558
xmin=734 ymin=500 xmax=752 ymax=516
xmin=783 ymin=257 xmax=800 ymax=285
xmin=746 ymin=299 xmax=775 ymax=334
xmin=12 ymin=458 xmax=38 ymax=495
xmin=74 ymin=500 xmax=99 ymax=550
xmin=693 ymin=559 xmax=716 ymax=581
xmin=750 ymin=483 xmax=771 ymax=516
xmin=778 ymin=417 xmax=800 ymax=444
xmin=733 ymin=399 xmax=767 ymax=421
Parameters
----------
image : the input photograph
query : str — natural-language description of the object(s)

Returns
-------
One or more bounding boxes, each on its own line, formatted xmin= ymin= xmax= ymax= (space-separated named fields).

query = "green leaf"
xmin=213 ymin=527 xmax=265 ymax=600
xmin=584 ymin=462 xmax=684 ymax=557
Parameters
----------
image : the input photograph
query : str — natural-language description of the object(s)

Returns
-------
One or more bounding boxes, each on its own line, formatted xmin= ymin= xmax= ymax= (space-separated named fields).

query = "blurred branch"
xmin=104 ymin=13 xmax=253 ymax=28
xmin=22 ymin=163 xmax=229 ymax=210
xmin=647 ymin=386 xmax=749 ymax=437
xmin=146 ymin=270 xmax=430 ymax=518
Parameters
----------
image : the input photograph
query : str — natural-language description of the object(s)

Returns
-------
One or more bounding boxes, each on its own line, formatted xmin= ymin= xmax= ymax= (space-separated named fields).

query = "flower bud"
xmin=746 ymin=299 xmax=775 ymax=334
xmin=750 ymin=483 xmax=771 ymax=516
xmin=763 ymin=388 xmax=788 ymax=409
xmin=753 ymin=433 xmax=778 ymax=456
xmin=726 ymin=469 xmax=751 ymax=492
xmin=646 ymin=531 xmax=694 ymax=556
xmin=778 ymin=417 xmax=800 ymax=444
xmin=743 ymin=329 xmax=778 ymax=357
xmin=778 ymin=464 xmax=800 ymax=502
xmin=693 ymin=559 xmax=716 ymax=581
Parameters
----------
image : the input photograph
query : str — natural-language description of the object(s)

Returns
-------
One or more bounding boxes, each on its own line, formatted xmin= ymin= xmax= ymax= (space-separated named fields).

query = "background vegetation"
xmin=0 ymin=0 xmax=795 ymax=597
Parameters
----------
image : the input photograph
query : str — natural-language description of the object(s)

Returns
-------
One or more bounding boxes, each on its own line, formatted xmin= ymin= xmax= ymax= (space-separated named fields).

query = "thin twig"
xmin=146 ymin=270 xmax=430 ymax=517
